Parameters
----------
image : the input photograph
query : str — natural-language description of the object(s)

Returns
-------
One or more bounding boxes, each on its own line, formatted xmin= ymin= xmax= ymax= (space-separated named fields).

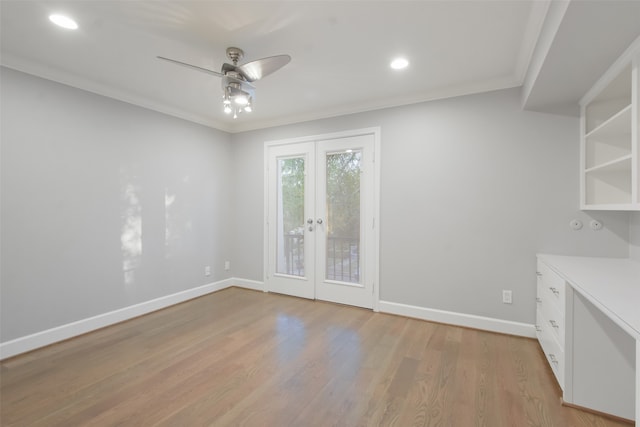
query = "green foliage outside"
xmin=279 ymin=152 xmax=361 ymax=238
xmin=280 ymin=157 xmax=305 ymax=235
xmin=326 ymin=152 xmax=361 ymax=238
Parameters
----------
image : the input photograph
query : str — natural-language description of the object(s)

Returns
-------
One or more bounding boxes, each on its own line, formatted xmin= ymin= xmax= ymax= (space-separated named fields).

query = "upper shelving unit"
xmin=585 ymin=105 xmax=631 ymax=169
xmin=580 ymin=38 xmax=639 ymax=211
xmin=584 ymin=65 xmax=631 ymax=134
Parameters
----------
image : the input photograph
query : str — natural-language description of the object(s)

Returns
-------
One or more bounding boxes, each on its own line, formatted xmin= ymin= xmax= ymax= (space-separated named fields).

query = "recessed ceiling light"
xmin=49 ymin=14 xmax=78 ymax=30
xmin=390 ymin=58 xmax=409 ymax=70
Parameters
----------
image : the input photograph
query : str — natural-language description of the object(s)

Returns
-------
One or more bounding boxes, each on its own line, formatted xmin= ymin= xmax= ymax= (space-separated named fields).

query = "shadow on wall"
xmin=584 ymin=212 xmax=630 ymax=244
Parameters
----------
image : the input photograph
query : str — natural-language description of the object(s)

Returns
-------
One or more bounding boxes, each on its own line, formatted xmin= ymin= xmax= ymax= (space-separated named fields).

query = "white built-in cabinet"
xmin=536 ymin=255 xmax=638 ymax=422
xmin=580 ymin=37 xmax=640 ymax=210
xmin=535 ymin=261 xmax=566 ymax=390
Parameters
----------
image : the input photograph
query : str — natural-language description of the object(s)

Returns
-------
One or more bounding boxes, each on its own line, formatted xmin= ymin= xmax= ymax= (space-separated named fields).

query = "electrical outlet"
xmin=502 ymin=290 xmax=512 ymax=304
xmin=204 ymin=266 xmax=211 ymax=276
xmin=224 ymin=260 xmax=230 ymax=271
xmin=590 ymin=219 xmax=603 ymax=230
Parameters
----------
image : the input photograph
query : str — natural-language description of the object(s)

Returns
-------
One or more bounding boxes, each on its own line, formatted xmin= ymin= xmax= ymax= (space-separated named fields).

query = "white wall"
xmin=0 ymin=68 xmax=233 ymax=342
xmin=231 ymin=87 xmax=630 ymax=324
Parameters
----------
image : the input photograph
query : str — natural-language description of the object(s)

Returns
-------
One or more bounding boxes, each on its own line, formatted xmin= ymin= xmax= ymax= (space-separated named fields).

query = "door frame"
xmin=263 ymin=127 xmax=381 ymax=311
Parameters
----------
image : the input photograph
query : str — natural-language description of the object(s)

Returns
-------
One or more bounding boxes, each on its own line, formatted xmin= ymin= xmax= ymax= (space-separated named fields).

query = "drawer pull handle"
xmin=549 ymin=354 xmax=558 ymax=364
xmin=549 ymin=287 xmax=560 ymax=295
xmin=549 ymin=320 xmax=559 ymax=328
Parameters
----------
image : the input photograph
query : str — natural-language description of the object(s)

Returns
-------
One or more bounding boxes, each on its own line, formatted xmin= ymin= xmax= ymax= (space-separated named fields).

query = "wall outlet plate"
xmin=502 ymin=290 xmax=513 ymax=304
xmin=205 ymin=266 xmax=211 ymax=276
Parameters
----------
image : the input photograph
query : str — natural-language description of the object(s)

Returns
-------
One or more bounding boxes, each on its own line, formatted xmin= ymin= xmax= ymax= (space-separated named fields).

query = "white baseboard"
xmin=379 ymin=300 xmax=536 ymax=338
xmin=1 ymin=281 xmax=530 ymax=360
xmin=232 ymin=278 xmax=265 ymax=292
xmin=0 ymin=278 xmax=234 ymax=360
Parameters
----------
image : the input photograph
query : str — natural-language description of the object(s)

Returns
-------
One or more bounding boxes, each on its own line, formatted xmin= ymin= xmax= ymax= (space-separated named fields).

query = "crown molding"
xmin=3 ymin=55 xmax=521 ymax=134
xmin=1 ymin=56 xmax=234 ymax=133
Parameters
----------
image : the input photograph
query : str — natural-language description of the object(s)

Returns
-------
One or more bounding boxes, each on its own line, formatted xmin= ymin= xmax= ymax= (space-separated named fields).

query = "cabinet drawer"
xmin=536 ymin=275 xmax=544 ymax=304
xmin=537 ymin=261 xmax=566 ymax=313
xmin=536 ymin=308 xmax=565 ymax=390
xmin=539 ymin=293 xmax=565 ymax=345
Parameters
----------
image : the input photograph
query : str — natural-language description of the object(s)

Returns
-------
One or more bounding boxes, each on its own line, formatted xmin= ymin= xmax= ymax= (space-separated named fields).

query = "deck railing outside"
xmin=282 ymin=233 xmax=359 ymax=283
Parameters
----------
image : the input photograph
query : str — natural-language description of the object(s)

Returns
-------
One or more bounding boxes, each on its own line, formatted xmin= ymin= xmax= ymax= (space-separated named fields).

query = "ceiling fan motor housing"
xmin=222 ymin=75 xmax=255 ymax=101
xmin=226 ymin=47 xmax=244 ymax=65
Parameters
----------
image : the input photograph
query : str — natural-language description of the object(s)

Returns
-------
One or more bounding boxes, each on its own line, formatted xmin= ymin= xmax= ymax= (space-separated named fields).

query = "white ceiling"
xmin=1 ymin=1 xmax=638 ymax=133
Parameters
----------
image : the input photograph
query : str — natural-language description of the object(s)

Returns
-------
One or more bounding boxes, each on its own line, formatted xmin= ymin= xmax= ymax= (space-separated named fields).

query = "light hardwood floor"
xmin=0 ymin=287 xmax=631 ymax=426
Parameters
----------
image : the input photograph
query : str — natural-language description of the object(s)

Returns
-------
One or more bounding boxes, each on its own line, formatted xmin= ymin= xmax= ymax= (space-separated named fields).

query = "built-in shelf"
xmin=581 ymin=203 xmax=637 ymax=211
xmin=585 ymin=154 xmax=632 ymax=174
xmin=585 ymin=65 xmax=632 ymax=134
xmin=584 ymin=155 xmax=632 ymax=205
xmin=585 ymin=104 xmax=631 ymax=139
xmin=580 ymin=40 xmax=639 ymax=211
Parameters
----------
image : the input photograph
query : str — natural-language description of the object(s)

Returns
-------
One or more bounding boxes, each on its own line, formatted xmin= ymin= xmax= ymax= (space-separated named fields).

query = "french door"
xmin=266 ymin=131 xmax=377 ymax=309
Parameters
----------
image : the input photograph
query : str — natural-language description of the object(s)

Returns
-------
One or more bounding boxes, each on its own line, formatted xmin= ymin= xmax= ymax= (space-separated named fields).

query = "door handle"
xmin=317 ymin=218 xmax=323 ymax=224
xmin=307 ymin=218 xmax=313 ymax=224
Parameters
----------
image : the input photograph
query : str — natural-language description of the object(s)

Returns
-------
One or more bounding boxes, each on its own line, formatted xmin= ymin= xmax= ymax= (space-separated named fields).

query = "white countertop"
xmin=537 ymin=254 xmax=640 ymax=341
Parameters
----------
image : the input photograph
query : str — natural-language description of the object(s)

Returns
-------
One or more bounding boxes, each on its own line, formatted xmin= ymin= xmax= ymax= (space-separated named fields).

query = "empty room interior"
xmin=1 ymin=1 xmax=639 ymax=426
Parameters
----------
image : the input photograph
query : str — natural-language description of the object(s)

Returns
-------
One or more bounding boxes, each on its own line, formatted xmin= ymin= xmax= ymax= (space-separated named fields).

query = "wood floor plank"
xmin=0 ymin=288 xmax=632 ymax=427
xmin=6 ymin=291 xmax=277 ymax=426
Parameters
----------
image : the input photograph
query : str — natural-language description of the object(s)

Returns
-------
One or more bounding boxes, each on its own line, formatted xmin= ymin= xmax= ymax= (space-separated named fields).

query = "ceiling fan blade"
xmin=238 ymin=55 xmax=291 ymax=82
xmin=157 ymin=56 xmax=224 ymax=78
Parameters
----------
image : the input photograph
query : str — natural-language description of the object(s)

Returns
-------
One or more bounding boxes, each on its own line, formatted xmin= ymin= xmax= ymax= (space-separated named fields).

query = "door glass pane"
xmin=326 ymin=150 xmax=361 ymax=283
xmin=276 ymin=157 xmax=305 ymax=276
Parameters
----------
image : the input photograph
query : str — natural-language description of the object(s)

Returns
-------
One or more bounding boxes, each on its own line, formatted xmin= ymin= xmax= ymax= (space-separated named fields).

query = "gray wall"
xmin=230 ymin=87 xmax=631 ymax=324
xmin=630 ymin=212 xmax=640 ymax=261
xmin=1 ymin=69 xmax=634 ymax=345
xmin=1 ymin=68 xmax=233 ymax=341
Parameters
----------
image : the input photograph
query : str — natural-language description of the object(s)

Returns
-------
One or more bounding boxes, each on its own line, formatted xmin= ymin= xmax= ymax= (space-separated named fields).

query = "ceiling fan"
xmin=157 ymin=47 xmax=291 ymax=118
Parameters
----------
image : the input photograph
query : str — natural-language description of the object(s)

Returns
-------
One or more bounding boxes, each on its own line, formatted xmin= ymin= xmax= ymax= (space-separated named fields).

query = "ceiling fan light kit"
xmin=222 ymin=75 xmax=255 ymax=118
xmin=157 ymin=47 xmax=290 ymax=119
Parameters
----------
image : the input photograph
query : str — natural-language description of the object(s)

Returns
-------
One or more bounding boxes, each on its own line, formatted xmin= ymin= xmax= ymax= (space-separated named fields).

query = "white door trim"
xmin=263 ymin=127 xmax=381 ymax=311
